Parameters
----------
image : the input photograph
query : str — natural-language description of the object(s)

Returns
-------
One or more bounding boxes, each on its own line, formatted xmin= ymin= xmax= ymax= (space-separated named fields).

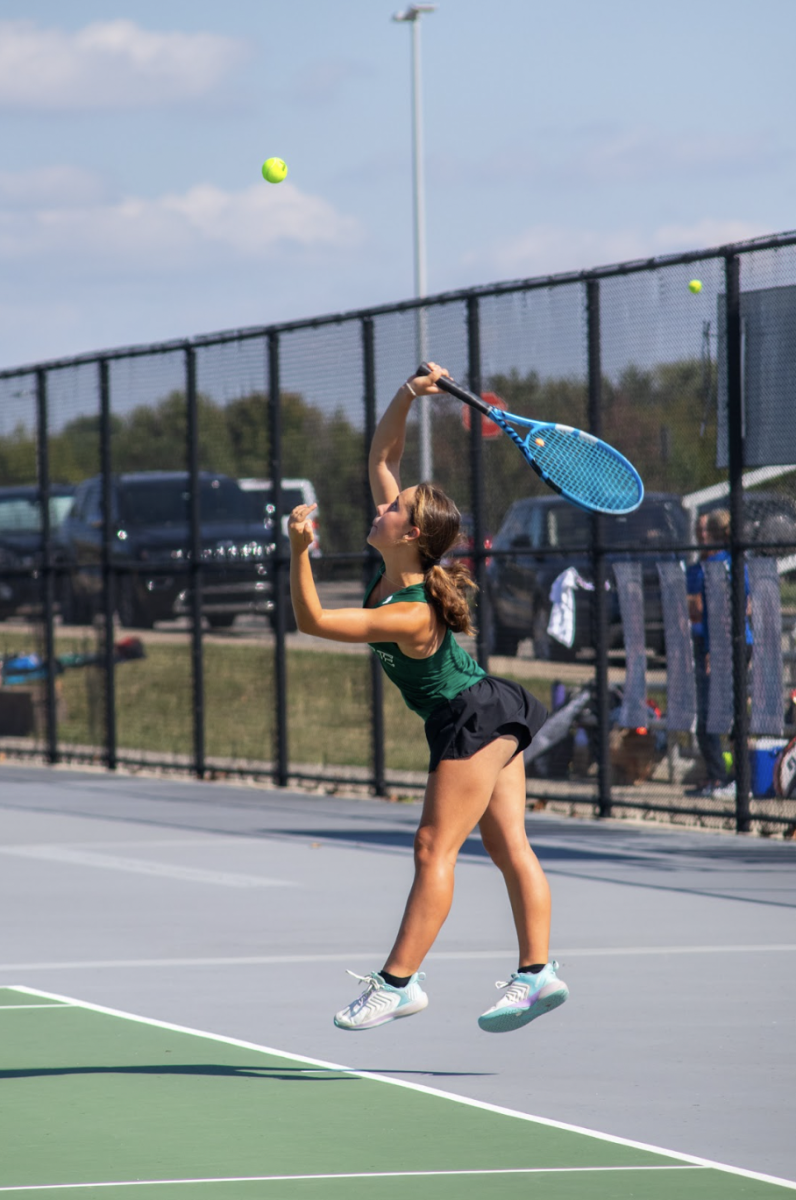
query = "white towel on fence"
xmin=547 ymin=568 xmax=594 ymax=648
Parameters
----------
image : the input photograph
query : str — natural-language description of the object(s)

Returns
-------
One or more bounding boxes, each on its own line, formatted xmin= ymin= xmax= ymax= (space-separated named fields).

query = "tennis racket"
xmin=417 ymin=363 xmax=644 ymax=515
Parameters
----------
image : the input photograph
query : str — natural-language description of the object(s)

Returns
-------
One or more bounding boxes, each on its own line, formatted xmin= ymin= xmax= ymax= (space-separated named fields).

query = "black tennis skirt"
xmin=424 ymin=676 xmax=548 ymax=774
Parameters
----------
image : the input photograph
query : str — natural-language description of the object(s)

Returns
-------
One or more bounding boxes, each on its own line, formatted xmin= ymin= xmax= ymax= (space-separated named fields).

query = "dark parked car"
xmin=56 ymin=472 xmax=280 ymax=630
xmin=0 ymin=484 xmax=75 ymax=620
xmin=484 ymin=492 xmax=691 ymax=660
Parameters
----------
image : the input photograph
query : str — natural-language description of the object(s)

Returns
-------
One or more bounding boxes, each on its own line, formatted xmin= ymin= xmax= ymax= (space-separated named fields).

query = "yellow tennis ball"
xmin=688 ymin=279 xmax=703 ymax=294
xmin=262 ymin=157 xmax=288 ymax=184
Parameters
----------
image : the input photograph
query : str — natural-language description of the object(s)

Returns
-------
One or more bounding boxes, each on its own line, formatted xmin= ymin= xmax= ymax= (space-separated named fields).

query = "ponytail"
xmin=424 ymin=560 xmax=477 ymax=636
xmin=408 ymin=482 xmax=478 ymax=636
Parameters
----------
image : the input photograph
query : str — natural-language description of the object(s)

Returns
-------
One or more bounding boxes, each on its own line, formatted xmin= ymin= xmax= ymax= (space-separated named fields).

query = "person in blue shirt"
xmin=686 ymin=508 xmax=753 ymax=798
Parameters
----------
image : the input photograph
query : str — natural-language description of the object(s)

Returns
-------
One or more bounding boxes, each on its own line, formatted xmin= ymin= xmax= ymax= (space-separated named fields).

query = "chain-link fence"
xmin=2 ymin=233 xmax=796 ymax=833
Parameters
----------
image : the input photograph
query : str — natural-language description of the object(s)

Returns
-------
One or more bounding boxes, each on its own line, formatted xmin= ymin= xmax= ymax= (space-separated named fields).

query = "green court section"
xmin=0 ymin=987 xmax=792 ymax=1200
xmin=0 ymin=992 xmax=71 ymax=1008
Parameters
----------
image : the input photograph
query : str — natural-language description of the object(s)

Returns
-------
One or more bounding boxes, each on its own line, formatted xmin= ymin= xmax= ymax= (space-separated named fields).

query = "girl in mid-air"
xmin=288 ymin=362 xmax=567 ymax=1034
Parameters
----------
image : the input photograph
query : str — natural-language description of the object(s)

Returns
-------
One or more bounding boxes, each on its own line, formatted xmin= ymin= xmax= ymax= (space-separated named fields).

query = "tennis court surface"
xmin=0 ymin=763 xmax=795 ymax=1197
xmin=1 ymin=983 xmax=793 ymax=1198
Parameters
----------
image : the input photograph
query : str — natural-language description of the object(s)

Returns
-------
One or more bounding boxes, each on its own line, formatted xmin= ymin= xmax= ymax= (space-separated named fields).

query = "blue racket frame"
xmin=418 ymin=364 xmax=644 ymax=515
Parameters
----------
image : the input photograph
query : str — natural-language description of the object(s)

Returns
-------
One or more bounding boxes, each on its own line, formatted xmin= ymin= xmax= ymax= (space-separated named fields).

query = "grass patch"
xmin=0 ymin=628 xmax=553 ymax=775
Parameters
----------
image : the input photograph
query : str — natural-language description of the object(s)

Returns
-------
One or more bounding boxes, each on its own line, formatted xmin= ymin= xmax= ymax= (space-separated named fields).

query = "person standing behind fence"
xmin=287 ymin=362 xmax=568 ymax=1035
xmin=686 ymin=508 xmax=753 ymax=799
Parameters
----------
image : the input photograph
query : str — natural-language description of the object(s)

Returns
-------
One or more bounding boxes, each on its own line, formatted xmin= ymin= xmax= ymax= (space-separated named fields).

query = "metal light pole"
xmin=392 ymin=4 xmax=436 ymax=482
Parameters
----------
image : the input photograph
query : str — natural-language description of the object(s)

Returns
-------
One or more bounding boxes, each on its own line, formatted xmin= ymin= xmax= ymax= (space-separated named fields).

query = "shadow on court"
xmin=0 ymin=1064 xmax=492 ymax=1081
xmin=0 ymin=1064 xmax=356 ymax=1082
xmin=268 ymin=827 xmax=796 ymax=910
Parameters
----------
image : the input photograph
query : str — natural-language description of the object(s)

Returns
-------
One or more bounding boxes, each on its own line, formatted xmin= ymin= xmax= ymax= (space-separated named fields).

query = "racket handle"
xmin=416 ymin=362 xmax=493 ymax=417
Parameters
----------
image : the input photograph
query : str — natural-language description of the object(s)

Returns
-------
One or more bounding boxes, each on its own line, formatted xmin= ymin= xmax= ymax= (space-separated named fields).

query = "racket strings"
xmin=489 ymin=415 xmax=639 ymax=513
xmin=524 ymin=427 xmax=639 ymax=512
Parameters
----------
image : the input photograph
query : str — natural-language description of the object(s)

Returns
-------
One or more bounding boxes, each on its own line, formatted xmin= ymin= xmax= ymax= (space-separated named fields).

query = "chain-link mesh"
xmin=3 ymin=236 xmax=796 ymax=829
xmin=277 ymin=320 xmax=373 ymax=778
xmin=107 ymin=350 xmax=193 ymax=767
xmin=45 ymin=362 xmax=104 ymax=762
xmin=0 ymin=372 xmax=45 ymax=755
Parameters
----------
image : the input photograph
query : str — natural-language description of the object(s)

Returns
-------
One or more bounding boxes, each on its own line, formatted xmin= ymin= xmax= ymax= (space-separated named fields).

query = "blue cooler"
xmin=749 ymin=739 xmax=788 ymax=798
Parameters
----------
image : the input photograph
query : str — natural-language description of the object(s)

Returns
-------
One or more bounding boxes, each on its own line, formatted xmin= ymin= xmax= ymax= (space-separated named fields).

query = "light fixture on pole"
xmin=392 ymin=3 xmax=436 ymax=483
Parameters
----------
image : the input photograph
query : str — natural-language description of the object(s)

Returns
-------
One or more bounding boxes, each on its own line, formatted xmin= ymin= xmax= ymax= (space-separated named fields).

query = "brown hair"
xmin=408 ymin=482 xmax=477 ymax=635
xmin=706 ymin=508 xmax=731 ymax=543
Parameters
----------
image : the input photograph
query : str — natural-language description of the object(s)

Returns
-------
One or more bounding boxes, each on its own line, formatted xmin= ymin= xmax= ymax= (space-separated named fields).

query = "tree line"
xmin=0 ymin=356 xmax=726 ymax=554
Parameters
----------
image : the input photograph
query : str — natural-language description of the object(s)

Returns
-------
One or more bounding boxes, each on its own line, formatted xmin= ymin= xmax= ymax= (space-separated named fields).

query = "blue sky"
xmin=1 ymin=0 xmax=794 ymax=370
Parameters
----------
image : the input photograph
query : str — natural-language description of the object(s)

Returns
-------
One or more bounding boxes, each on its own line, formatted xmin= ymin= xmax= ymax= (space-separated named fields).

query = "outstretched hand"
xmin=288 ymin=502 xmax=318 ymax=552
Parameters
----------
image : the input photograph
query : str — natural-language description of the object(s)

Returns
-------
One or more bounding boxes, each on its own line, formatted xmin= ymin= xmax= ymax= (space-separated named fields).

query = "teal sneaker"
xmin=333 ymin=970 xmax=429 ymax=1031
xmin=478 ymin=961 xmax=568 ymax=1033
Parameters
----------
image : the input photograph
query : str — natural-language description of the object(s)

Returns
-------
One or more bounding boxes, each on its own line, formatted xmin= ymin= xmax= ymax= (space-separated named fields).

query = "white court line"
xmin=0 ymin=943 xmax=794 ymax=973
xmin=0 ymin=846 xmax=295 ymax=889
xmin=0 ymin=1165 xmax=706 ymax=1192
xmin=4 ymin=984 xmax=796 ymax=1193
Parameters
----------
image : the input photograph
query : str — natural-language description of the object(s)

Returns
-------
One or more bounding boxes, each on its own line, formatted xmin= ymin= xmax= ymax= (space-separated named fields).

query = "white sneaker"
xmin=333 ymin=970 xmax=429 ymax=1031
xmin=709 ymin=781 xmax=736 ymax=800
xmin=478 ymin=962 xmax=569 ymax=1033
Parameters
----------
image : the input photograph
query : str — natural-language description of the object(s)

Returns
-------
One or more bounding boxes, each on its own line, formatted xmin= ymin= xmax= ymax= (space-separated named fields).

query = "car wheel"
xmin=117 ymin=577 xmax=155 ymax=630
xmin=207 ymin=613 xmax=235 ymax=629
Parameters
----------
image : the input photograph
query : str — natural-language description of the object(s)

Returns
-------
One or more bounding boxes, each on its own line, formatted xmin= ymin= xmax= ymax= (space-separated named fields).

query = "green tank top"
xmin=364 ymin=566 xmax=486 ymax=721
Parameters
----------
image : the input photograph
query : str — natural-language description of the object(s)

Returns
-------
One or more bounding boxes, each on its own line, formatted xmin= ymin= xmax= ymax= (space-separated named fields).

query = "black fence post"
xmin=36 ymin=367 xmax=58 ymax=765
xmin=186 ymin=344 xmax=205 ymax=780
xmin=99 ymin=358 xmax=117 ymax=771
xmin=268 ymin=331 xmax=289 ymax=788
xmin=587 ymin=279 xmax=612 ymax=818
xmin=724 ymin=254 xmax=751 ymax=831
xmin=467 ymin=296 xmax=488 ymax=667
xmin=362 ymin=317 xmax=386 ymax=795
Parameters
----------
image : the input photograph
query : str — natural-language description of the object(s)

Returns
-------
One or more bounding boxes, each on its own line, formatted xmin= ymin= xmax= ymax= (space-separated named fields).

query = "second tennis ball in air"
xmin=688 ymin=279 xmax=703 ymax=293
xmin=262 ymin=157 xmax=288 ymax=184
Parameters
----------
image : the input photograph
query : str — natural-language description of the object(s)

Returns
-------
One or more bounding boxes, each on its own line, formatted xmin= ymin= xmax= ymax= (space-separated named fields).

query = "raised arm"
xmin=288 ymin=502 xmax=432 ymax=644
xmin=368 ymin=362 xmax=447 ymax=507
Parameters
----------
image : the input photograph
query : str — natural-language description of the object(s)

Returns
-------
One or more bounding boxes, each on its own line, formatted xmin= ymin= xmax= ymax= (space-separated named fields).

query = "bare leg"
xmin=382 ymin=735 xmax=518 ymax=977
xmin=478 ymin=752 xmax=551 ymax=966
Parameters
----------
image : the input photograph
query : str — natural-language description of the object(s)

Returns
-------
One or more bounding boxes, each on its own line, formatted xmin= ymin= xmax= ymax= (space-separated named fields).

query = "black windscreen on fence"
xmin=3 ymin=232 xmax=796 ymax=834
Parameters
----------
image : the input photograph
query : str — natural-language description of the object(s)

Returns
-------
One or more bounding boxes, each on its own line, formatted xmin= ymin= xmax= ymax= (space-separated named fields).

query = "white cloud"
xmin=468 ymin=218 xmax=772 ymax=281
xmin=571 ymin=130 xmax=777 ymax=183
xmin=0 ymin=177 xmax=362 ymax=270
xmin=0 ymin=165 xmax=109 ymax=208
xmin=652 ymin=218 xmax=773 ymax=251
xmin=0 ymin=19 xmax=247 ymax=109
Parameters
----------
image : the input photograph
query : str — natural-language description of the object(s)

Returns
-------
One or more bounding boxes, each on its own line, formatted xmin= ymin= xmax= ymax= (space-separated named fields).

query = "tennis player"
xmin=288 ymin=362 xmax=568 ymax=1034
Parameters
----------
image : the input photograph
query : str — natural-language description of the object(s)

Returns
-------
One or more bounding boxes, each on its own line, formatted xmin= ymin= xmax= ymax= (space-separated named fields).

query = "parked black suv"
xmin=484 ymin=492 xmax=691 ymax=660
xmin=0 ymin=485 xmax=75 ymax=620
xmin=56 ymin=472 xmax=277 ymax=629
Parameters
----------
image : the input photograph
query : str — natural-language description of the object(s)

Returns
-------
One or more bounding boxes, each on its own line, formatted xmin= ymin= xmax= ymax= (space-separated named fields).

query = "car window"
xmin=546 ymin=499 xmax=688 ymax=550
xmin=82 ymin=482 xmax=102 ymax=526
xmin=606 ymin=502 xmax=689 ymax=548
xmin=119 ymin=478 xmax=249 ymax=526
xmin=548 ymin=506 xmax=590 ymax=548
xmin=49 ymin=496 xmax=75 ymax=527
xmin=244 ymin=484 xmax=310 ymax=519
xmin=494 ymin=502 xmax=529 ymax=548
xmin=0 ymin=498 xmax=40 ymax=533
xmin=69 ymin=484 xmax=88 ymax=523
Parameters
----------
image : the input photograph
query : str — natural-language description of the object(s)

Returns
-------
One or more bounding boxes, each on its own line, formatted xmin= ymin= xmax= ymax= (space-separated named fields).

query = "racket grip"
xmin=416 ymin=363 xmax=492 ymax=416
